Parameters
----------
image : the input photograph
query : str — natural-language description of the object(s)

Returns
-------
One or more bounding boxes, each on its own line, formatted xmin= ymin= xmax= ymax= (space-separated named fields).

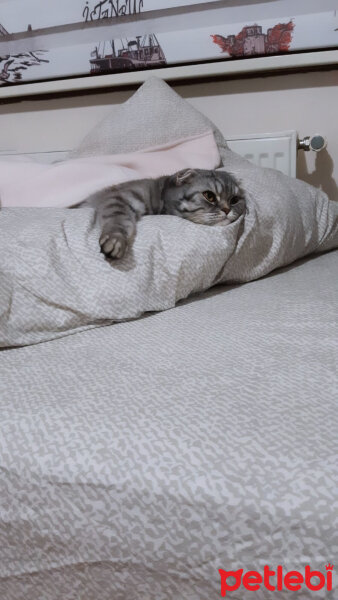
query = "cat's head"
xmin=162 ymin=168 xmax=246 ymax=226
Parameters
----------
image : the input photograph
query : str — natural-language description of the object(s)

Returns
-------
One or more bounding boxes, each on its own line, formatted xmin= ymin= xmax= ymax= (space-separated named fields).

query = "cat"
xmin=79 ymin=168 xmax=246 ymax=259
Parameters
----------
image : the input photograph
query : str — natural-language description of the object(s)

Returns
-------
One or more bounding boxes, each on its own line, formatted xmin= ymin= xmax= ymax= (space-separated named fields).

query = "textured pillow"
xmin=72 ymin=77 xmax=227 ymax=158
xmin=1 ymin=177 xmax=337 ymax=347
xmin=217 ymin=148 xmax=338 ymax=283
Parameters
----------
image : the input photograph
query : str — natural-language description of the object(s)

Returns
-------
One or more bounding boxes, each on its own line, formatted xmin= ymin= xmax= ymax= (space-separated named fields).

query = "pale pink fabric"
xmin=0 ymin=131 xmax=220 ymax=208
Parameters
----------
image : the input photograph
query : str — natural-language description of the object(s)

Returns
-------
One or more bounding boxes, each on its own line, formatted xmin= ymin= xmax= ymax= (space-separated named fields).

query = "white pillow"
xmin=72 ymin=77 xmax=228 ymax=158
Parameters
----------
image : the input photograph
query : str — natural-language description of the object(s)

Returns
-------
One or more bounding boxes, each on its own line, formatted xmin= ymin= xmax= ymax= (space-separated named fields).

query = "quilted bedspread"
xmin=0 ymin=249 xmax=337 ymax=599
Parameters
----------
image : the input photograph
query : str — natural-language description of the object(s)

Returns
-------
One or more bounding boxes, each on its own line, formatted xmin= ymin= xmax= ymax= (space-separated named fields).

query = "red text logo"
xmin=219 ymin=564 xmax=334 ymax=596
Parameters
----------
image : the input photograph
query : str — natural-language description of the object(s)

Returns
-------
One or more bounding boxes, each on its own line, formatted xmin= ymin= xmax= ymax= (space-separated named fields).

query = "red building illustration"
xmin=211 ymin=22 xmax=294 ymax=57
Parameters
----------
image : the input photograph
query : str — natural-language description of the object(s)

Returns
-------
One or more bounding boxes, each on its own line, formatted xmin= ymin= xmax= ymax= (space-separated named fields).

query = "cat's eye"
xmin=203 ymin=191 xmax=217 ymax=204
xmin=230 ymin=196 xmax=240 ymax=205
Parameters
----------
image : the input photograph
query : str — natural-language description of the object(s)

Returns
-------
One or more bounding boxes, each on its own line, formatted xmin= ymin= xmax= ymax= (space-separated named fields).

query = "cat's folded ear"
xmin=175 ymin=169 xmax=197 ymax=185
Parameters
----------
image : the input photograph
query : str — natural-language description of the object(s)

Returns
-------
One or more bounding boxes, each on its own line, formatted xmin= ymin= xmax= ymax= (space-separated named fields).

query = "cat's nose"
xmin=222 ymin=205 xmax=230 ymax=215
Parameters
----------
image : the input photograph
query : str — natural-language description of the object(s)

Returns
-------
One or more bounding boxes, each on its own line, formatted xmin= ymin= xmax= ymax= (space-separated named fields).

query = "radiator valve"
xmin=298 ymin=135 xmax=327 ymax=152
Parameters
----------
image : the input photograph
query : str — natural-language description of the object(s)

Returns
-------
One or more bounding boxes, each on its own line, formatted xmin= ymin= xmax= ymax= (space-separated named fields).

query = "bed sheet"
xmin=0 ymin=250 xmax=337 ymax=599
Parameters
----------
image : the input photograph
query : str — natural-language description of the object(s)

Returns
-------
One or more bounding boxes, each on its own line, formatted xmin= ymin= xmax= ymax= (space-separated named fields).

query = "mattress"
xmin=0 ymin=250 xmax=337 ymax=600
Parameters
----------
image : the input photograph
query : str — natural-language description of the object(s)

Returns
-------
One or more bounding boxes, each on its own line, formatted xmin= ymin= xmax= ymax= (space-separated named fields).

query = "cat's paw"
xmin=99 ymin=231 xmax=128 ymax=259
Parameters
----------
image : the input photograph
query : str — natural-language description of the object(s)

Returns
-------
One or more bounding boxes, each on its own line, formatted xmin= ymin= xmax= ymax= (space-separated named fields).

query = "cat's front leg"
xmin=99 ymin=211 xmax=136 ymax=259
xmin=81 ymin=182 xmax=149 ymax=259
xmin=99 ymin=228 xmax=129 ymax=259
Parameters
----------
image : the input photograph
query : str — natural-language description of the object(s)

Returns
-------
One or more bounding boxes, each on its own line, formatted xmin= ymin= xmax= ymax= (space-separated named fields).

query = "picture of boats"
xmin=0 ymin=1 xmax=337 ymax=88
xmin=89 ymin=34 xmax=167 ymax=73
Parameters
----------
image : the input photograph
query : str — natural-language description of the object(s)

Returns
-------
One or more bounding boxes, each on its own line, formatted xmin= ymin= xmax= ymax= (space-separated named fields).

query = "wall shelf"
xmin=0 ymin=49 xmax=337 ymax=100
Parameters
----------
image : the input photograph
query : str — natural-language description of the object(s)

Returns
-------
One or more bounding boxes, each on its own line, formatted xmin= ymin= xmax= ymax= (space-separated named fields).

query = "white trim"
xmin=0 ymin=49 xmax=337 ymax=100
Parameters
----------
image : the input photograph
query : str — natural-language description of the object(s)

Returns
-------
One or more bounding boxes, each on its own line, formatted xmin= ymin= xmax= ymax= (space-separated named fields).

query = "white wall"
xmin=0 ymin=68 xmax=337 ymax=200
xmin=176 ymin=70 xmax=338 ymax=201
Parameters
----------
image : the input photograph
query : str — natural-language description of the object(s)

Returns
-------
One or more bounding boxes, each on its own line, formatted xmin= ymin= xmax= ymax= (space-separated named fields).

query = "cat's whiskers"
xmin=187 ymin=211 xmax=228 ymax=225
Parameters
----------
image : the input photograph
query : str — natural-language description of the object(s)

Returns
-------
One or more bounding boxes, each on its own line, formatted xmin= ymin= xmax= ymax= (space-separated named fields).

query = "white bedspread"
xmin=0 ymin=250 xmax=337 ymax=599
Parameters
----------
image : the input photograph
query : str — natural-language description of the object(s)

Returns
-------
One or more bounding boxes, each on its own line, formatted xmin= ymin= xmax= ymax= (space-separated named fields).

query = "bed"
xmin=0 ymin=78 xmax=337 ymax=600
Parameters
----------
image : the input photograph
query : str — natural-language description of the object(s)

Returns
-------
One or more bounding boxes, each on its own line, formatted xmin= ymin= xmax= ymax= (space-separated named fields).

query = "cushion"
xmin=71 ymin=77 xmax=228 ymax=158
xmin=217 ymin=148 xmax=338 ymax=282
xmin=1 ymin=175 xmax=337 ymax=347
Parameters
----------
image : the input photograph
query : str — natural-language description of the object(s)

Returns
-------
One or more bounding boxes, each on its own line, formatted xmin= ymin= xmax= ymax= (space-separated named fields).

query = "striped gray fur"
xmin=79 ymin=169 xmax=246 ymax=259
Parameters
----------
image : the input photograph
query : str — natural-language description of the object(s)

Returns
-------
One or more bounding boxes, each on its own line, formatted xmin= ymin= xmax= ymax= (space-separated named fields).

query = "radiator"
xmin=0 ymin=132 xmax=326 ymax=178
xmin=226 ymin=130 xmax=327 ymax=178
xmin=226 ymin=130 xmax=298 ymax=178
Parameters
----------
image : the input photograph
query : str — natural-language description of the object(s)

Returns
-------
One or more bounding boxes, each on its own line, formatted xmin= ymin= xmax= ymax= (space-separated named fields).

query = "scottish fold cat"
xmin=80 ymin=168 xmax=245 ymax=259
